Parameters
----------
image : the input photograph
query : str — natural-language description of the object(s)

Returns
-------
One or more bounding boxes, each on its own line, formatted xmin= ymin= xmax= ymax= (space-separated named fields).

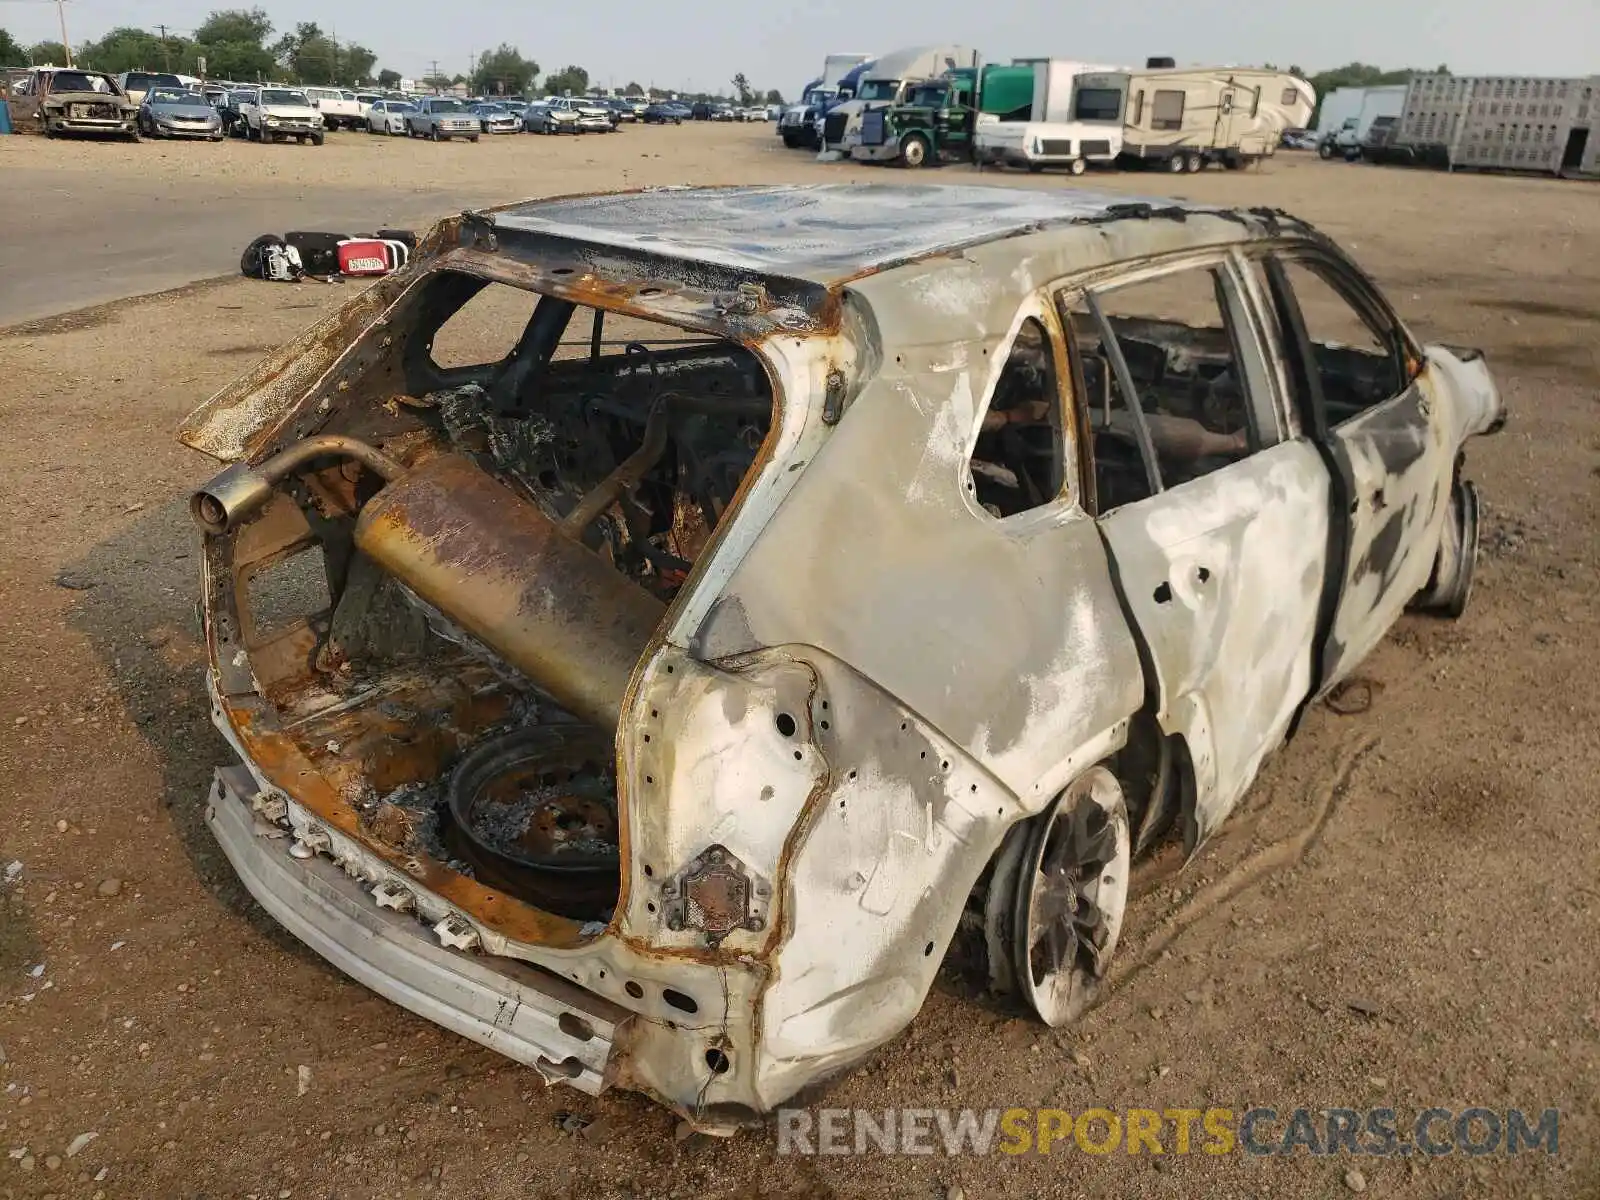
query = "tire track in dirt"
xmin=1109 ymin=733 xmax=1381 ymax=990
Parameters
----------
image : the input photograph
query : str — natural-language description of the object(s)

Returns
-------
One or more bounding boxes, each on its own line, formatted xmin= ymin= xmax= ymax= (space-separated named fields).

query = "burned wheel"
xmin=1068 ymin=156 xmax=1087 ymax=176
xmin=1011 ymin=767 xmax=1130 ymax=1027
xmin=1412 ymin=479 xmax=1480 ymax=618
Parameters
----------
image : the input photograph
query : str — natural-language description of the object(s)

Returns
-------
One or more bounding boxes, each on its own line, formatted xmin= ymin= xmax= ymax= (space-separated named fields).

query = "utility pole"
xmin=429 ymin=59 xmax=440 ymax=94
xmin=56 ymin=0 xmax=73 ymax=65
xmin=157 ymin=23 xmax=170 ymax=70
xmin=468 ymin=50 xmax=477 ymax=90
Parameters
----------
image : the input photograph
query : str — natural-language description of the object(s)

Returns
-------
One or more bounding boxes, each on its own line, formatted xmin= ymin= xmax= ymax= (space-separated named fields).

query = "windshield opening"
xmin=50 ymin=72 xmax=115 ymax=93
xmin=429 ymin=99 xmax=466 ymax=112
xmin=125 ymin=72 xmax=181 ymax=91
xmin=907 ymin=84 xmax=948 ymax=107
xmin=260 ymin=89 xmax=308 ymax=106
xmin=857 ymin=80 xmax=901 ymax=102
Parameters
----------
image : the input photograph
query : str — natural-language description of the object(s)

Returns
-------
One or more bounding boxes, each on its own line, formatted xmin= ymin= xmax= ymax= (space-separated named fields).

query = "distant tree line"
xmin=0 ymin=11 xmax=791 ymax=101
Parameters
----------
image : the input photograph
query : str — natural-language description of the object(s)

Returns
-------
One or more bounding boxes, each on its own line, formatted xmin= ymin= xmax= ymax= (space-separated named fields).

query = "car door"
xmin=9 ymin=72 xmax=41 ymax=133
xmin=1075 ymin=253 xmax=1332 ymax=839
xmin=1258 ymin=250 xmax=1451 ymax=691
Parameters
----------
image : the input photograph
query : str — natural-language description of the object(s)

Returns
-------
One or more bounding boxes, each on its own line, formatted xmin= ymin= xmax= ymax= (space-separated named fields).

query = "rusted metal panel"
xmin=353 ymin=453 xmax=666 ymax=733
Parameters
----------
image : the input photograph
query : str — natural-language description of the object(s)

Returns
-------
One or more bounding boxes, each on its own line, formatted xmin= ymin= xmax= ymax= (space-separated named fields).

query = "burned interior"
xmin=197 ymin=267 xmax=774 ymax=926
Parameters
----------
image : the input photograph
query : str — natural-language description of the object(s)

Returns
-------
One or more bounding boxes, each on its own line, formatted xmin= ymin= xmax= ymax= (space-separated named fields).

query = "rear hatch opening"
xmin=198 ymin=270 xmax=777 ymax=939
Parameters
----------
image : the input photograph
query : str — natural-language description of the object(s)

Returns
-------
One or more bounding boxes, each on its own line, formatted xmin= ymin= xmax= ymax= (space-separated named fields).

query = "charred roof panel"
xmin=488 ymin=184 xmax=1219 ymax=285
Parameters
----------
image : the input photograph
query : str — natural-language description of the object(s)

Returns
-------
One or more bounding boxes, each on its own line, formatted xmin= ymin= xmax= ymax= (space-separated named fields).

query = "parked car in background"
xmin=219 ymin=87 xmax=256 ymax=136
xmin=628 ymin=97 xmax=649 ymax=118
xmin=1280 ymin=127 xmax=1318 ymax=150
xmin=302 ymin=86 xmax=364 ymax=130
xmin=115 ymin=70 xmax=183 ymax=106
xmin=560 ymin=96 xmax=615 ymax=132
xmin=355 ymin=92 xmax=383 ymax=116
xmin=180 ymin=183 xmax=1502 ymax=1137
xmin=603 ymin=98 xmax=637 ymax=124
xmin=5 ymin=67 xmax=138 ymax=139
xmin=642 ymin=101 xmax=684 ymax=125
xmin=139 ymin=85 xmax=224 ymax=139
xmin=468 ymin=102 xmax=522 ymax=134
xmin=407 ymin=96 xmax=481 ymax=141
xmin=736 ymin=106 xmax=766 ymax=122
xmin=765 ymin=104 xmax=783 ymax=120
xmin=199 ymin=84 xmax=230 ymax=108
xmin=241 ymin=86 xmax=324 ymax=144
xmin=522 ymin=99 xmax=578 ymax=134
xmin=365 ymin=99 xmax=416 ymax=136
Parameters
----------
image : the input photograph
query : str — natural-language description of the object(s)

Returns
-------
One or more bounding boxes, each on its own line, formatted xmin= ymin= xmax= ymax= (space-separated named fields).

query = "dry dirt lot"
xmin=1 ymin=122 xmax=1597 ymax=1200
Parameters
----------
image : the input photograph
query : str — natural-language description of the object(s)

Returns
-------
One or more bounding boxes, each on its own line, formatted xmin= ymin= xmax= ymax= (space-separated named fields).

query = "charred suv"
xmin=4 ymin=67 xmax=138 ymax=138
xmin=182 ymin=184 xmax=1502 ymax=1132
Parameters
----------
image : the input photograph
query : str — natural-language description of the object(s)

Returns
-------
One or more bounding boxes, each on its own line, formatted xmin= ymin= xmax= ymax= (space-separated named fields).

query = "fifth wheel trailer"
xmin=1038 ymin=67 xmax=1314 ymax=173
xmin=1372 ymin=73 xmax=1600 ymax=178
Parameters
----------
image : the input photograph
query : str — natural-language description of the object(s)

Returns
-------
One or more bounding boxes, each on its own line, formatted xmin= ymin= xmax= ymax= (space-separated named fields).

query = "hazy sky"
xmin=7 ymin=0 xmax=1594 ymax=92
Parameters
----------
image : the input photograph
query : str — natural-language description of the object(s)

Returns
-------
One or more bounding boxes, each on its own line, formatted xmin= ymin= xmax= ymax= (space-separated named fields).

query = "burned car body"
xmin=4 ymin=68 xmax=138 ymax=139
xmin=181 ymin=184 xmax=1502 ymax=1131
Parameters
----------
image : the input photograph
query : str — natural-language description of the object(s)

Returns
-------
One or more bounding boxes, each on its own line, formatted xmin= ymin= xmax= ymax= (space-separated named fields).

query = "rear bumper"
xmin=205 ymin=764 xmax=626 ymax=1095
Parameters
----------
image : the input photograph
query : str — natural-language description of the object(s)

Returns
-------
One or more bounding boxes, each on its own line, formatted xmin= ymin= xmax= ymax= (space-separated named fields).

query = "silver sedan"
xmin=139 ymin=87 xmax=224 ymax=140
xmin=365 ymin=100 xmax=415 ymax=135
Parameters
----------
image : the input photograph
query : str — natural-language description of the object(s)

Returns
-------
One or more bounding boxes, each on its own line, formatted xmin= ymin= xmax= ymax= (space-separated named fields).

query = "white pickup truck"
xmin=301 ymin=86 xmax=365 ymax=130
xmin=240 ymin=86 xmax=325 ymax=145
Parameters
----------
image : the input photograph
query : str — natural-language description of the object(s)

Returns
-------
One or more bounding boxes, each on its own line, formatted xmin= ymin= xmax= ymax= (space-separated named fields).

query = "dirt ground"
xmin=1 ymin=122 xmax=1597 ymax=1200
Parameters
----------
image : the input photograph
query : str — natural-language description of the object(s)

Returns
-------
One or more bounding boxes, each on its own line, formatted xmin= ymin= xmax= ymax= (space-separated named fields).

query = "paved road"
xmin=0 ymin=168 xmax=498 ymax=327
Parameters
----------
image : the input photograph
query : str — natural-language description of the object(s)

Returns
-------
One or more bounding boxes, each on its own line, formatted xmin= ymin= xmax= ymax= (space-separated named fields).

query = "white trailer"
xmin=1314 ymin=87 xmax=1367 ymax=138
xmin=974 ymin=59 xmax=1130 ymax=173
xmin=1376 ymin=72 xmax=1599 ymax=178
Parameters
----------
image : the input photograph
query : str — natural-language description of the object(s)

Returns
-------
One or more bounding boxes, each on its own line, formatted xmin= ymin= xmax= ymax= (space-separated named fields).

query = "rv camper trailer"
xmin=1069 ymin=67 xmax=1315 ymax=172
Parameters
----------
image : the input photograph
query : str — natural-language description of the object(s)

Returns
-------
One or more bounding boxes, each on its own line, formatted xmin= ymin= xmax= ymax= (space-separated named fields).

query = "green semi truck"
xmin=846 ymin=63 xmax=1034 ymax=167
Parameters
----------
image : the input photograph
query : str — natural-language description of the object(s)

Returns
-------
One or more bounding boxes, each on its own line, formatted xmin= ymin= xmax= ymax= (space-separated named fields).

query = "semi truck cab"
xmin=851 ymin=73 xmax=975 ymax=165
